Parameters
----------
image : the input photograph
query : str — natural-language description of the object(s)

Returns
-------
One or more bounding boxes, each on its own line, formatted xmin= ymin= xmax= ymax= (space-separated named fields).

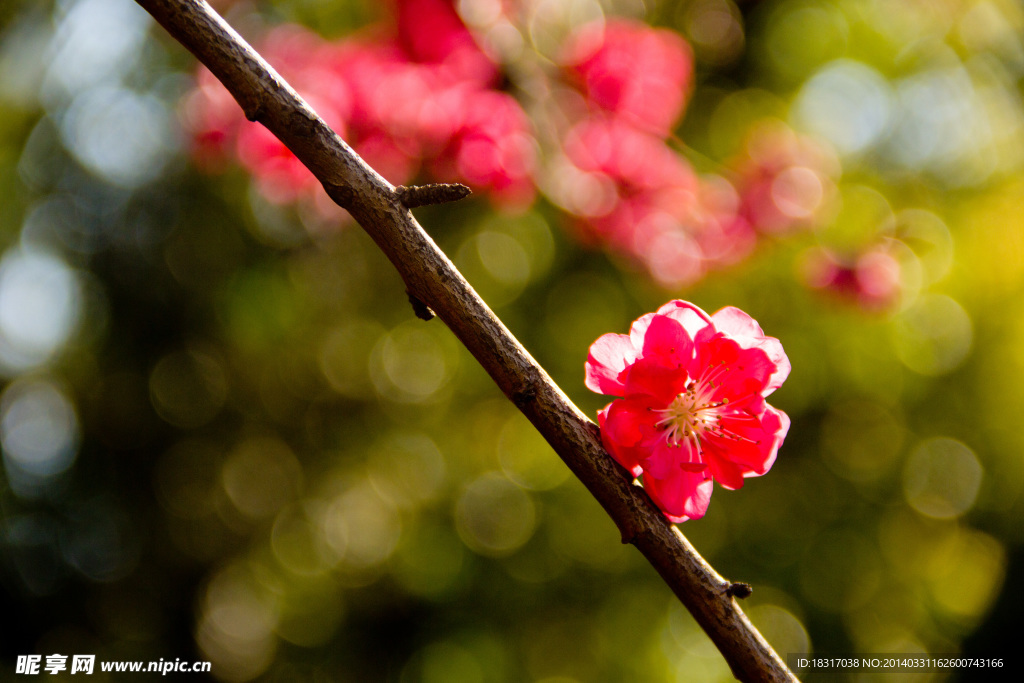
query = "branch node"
xmin=511 ymin=367 xmax=541 ymax=409
xmin=244 ymin=101 xmax=265 ymax=123
xmin=511 ymin=384 xmax=537 ymax=409
xmin=395 ymin=183 xmax=471 ymax=208
xmin=725 ymin=582 xmax=753 ymax=599
xmin=619 ymin=523 xmax=642 ymax=545
xmin=407 ymin=291 xmax=435 ymax=321
xmin=324 ymin=183 xmax=356 ymax=209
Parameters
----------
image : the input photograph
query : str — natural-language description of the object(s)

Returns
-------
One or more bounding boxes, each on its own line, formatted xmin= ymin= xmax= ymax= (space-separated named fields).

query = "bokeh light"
xmin=903 ymin=437 xmax=983 ymax=520
xmin=0 ymin=248 xmax=81 ymax=372
xmin=1 ymin=377 xmax=79 ymax=496
xmin=794 ymin=60 xmax=892 ymax=157
xmin=455 ymin=472 xmax=537 ymax=557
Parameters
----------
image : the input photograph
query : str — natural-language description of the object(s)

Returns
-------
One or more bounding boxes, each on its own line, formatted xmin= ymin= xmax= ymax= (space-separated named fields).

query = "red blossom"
xmin=392 ymin=0 xmax=497 ymax=84
xmin=559 ymin=118 xmax=755 ymax=286
xmin=732 ymin=122 xmax=840 ymax=235
xmin=182 ymin=67 xmax=243 ymax=170
xmin=561 ymin=118 xmax=699 ymax=240
xmin=562 ymin=19 xmax=694 ymax=135
xmin=585 ymin=300 xmax=790 ymax=522
xmin=429 ymin=88 xmax=537 ymax=206
xmin=183 ymin=12 xmax=536 ymax=210
xmin=800 ymin=244 xmax=902 ymax=311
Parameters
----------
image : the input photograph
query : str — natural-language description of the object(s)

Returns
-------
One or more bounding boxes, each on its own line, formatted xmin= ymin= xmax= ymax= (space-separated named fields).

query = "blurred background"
xmin=2 ymin=0 xmax=1023 ymax=680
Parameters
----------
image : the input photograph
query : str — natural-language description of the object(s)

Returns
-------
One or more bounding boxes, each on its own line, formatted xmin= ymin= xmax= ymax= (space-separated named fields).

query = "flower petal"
xmin=641 ymin=313 xmax=694 ymax=363
xmin=710 ymin=305 xmax=764 ymax=338
xmin=643 ymin=468 xmax=714 ymax=522
xmin=656 ymin=299 xmax=713 ymax=340
xmin=642 ymin=438 xmax=703 ymax=479
xmin=598 ymin=402 xmax=645 ymax=476
xmin=695 ymin=336 xmax=774 ymax=399
xmin=711 ymin=306 xmax=790 ymax=393
xmin=706 ymin=456 xmax=745 ymax=490
xmin=622 ymin=356 xmax=688 ymax=403
xmin=601 ymin=397 xmax=651 ymax=446
xmin=751 ymin=405 xmax=790 ymax=474
xmin=585 ymin=332 xmax=637 ymax=395
xmin=760 ymin=340 xmax=791 ymax=393
xmin=628 ymin=312 xmax=658 ymax=348
xmin=709 ymin=404 xmax=790 ymax=477
xmin=599 ymin=395 xmax=670 ymax=477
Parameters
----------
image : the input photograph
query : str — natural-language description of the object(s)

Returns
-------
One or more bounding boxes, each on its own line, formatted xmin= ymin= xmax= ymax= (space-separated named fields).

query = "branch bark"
xmin=134 ymin=2 xmax=798 ymax=681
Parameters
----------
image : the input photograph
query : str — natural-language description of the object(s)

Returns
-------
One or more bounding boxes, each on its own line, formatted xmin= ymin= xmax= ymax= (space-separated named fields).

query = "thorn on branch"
xmin=725 ymin=582 xmax=753 ymax=599
xmin=407 ymin=291 xmax=435 ymax=321
xmin=395 ymin=183 xmax=471 ymax=208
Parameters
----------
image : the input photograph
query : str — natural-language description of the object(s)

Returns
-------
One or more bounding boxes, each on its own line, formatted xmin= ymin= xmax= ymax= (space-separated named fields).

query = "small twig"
xmin=395 ymin=183 xmax=472 ymax=208
xmin=726 ymin=582 xmax=754 ymax=599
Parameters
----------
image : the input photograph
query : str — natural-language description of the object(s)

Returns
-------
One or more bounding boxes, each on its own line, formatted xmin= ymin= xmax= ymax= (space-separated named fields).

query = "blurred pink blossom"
xmin=801 ymin=243 xmax=902 ymax=311
xmin=183 ymin=6 xmax=536 ymax=211
xmin=562 ymin=19 xmax=694 ymax=135
xmin=392 ymin=0 xmax=498 ymax=84
xmin=558 ymin=117 xmax=755 ymax=287
xmin=732 ymin=122 xmax=840 ymax=235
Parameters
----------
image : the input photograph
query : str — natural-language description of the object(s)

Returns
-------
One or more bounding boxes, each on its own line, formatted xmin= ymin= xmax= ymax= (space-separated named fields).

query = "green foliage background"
xmin=2 ymin=0 xmax=1023 ymax=681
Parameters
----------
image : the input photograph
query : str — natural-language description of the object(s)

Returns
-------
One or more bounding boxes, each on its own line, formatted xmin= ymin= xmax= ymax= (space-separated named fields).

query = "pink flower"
xmin=731 ymin=121 xmax=840 ymax=235
xmin=800 ymin=244 xmax=902 ymax=311
xmin=392 ymin=0 xmax=497 ymax=85
xmin=558 ymin=117 xmax=756 ymax=287
xmin=183 ymin=9 xmax=538 ymax=209
xmin=585 ymin=301 xmax=790 ymax=522
xmin=562 ymin=19 xmax=694 ymax=135
xmin=182 ymin=67 xmax=244 ymax=170
xmin=429 ymin=88 xmax=538 ymax=206
xmin=561 ymin=117 xmax=699 ymax=246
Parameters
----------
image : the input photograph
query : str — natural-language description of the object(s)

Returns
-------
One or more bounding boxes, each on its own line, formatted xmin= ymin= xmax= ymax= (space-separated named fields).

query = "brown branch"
xmin=134 ymin=2 xmax=797 ymax=681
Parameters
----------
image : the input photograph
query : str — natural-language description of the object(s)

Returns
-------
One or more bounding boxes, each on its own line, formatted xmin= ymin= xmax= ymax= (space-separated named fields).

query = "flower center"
xmin=653 ymin=381 xmax=727 ymax=448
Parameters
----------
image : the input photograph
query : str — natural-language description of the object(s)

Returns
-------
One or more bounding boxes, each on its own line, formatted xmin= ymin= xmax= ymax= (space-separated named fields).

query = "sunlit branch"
xmin=132 ymin=2 xmax=797 ymax=681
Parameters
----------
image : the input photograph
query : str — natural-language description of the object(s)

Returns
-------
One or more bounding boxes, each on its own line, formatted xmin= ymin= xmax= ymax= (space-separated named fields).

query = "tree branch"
xmin=134 ymin=2 xmax=797 ymax=680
